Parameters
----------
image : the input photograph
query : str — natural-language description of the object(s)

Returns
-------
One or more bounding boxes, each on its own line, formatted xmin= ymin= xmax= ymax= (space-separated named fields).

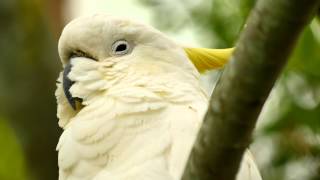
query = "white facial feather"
xmin=56 ymin=14 xmax=202 ymax=127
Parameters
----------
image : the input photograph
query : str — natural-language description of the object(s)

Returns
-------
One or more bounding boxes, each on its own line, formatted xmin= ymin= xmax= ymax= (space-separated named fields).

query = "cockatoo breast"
xmin=56 ymin=25 xmax=208 ymax=179
xmin=56 ymin=14 xmax=262 ymax=180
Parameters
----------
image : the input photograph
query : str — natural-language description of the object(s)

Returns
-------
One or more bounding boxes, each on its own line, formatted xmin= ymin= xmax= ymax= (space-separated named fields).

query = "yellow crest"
xmin=184 ymin=47 xmax=234 ymax=73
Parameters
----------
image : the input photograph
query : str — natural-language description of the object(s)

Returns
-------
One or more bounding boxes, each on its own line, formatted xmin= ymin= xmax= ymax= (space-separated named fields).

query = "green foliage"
xmin=287 ymin=25 xmax=320 ymax=80
xmin=0 ymin=118 xmax=27 ymax=180
xmin=139 ymin=0 xmax=256 ymax=47
xmin=0 ymin=0 xmax=60 ymax=179
xmin=261 ymin=25 xmax=320 ymax=180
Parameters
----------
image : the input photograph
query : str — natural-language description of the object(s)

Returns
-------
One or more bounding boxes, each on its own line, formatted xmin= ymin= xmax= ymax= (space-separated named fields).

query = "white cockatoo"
xmin=55 ymin=14 xmax=262 ymax=180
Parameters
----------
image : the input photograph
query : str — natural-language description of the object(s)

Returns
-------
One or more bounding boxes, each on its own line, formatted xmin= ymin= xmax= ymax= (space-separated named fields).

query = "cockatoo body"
xmin=56 ymin=14 xmax=262 ymax=180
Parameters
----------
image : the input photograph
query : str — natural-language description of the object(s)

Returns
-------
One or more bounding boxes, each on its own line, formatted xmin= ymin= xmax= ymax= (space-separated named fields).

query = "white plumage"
xmin=56 ymin=14 xmax=262 ymax=180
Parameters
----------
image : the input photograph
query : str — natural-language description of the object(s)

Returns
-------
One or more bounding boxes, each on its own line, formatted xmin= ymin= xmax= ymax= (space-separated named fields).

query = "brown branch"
xmin=181 ymin=0 xmax=320 ymax=180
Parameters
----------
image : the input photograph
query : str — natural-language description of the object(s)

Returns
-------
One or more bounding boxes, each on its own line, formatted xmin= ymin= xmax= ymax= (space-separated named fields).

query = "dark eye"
xmin=112 ymin=40 xmax=130 ymax=55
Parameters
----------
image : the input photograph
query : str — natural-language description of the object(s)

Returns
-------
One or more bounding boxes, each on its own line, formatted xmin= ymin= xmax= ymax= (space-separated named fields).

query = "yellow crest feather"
xmin=184 ymin=47 xmax=234 ymax=73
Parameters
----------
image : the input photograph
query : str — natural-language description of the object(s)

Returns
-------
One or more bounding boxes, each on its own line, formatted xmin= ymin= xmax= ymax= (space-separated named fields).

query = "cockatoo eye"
xmin=112 ymin=40 xmax=130 ymax=55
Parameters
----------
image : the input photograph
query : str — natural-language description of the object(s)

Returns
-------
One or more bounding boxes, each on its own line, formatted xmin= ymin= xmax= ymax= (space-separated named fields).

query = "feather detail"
xmin=56 ymin=14 xmax=261 ymax=180
xmin=184 ymin=47 xmax=234 ymax=73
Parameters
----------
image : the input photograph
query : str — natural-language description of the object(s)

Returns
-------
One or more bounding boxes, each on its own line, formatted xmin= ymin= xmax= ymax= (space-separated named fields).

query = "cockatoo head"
xmin=56 ymin=14 xmax=233 ymax=127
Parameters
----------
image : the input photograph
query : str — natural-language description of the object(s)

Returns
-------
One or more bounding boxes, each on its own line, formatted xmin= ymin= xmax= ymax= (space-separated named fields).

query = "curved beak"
xmin=63 ymin=62 xmax=82 ymax=110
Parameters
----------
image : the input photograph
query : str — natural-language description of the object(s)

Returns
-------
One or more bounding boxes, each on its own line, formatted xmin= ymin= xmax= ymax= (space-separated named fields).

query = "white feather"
xmin=56 ymin=14 xmax=262 ymax=180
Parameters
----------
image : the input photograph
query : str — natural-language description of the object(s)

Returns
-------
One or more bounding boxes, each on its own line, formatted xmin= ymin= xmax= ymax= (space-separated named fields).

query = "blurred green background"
xmin=0 ymin=0 xmax=319 ymax=180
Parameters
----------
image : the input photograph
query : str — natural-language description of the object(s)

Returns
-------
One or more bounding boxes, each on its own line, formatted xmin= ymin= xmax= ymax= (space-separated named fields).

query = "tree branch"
xmin=182 ymin=0 xmax=320 ymax=180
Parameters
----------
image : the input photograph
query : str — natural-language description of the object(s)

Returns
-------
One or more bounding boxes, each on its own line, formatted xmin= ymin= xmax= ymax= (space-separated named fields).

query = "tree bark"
xmin=182 ymin=0 xmax=320 ymax=180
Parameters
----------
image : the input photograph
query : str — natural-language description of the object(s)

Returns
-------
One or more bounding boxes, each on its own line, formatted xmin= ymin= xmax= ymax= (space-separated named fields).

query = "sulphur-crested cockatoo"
xmin=55 ymin=14 xmax=262 ymax=180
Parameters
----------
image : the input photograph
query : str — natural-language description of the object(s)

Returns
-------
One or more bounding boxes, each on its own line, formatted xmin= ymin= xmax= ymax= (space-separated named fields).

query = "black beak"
xmin=63 ymin=62 xmax=82 ymax=110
